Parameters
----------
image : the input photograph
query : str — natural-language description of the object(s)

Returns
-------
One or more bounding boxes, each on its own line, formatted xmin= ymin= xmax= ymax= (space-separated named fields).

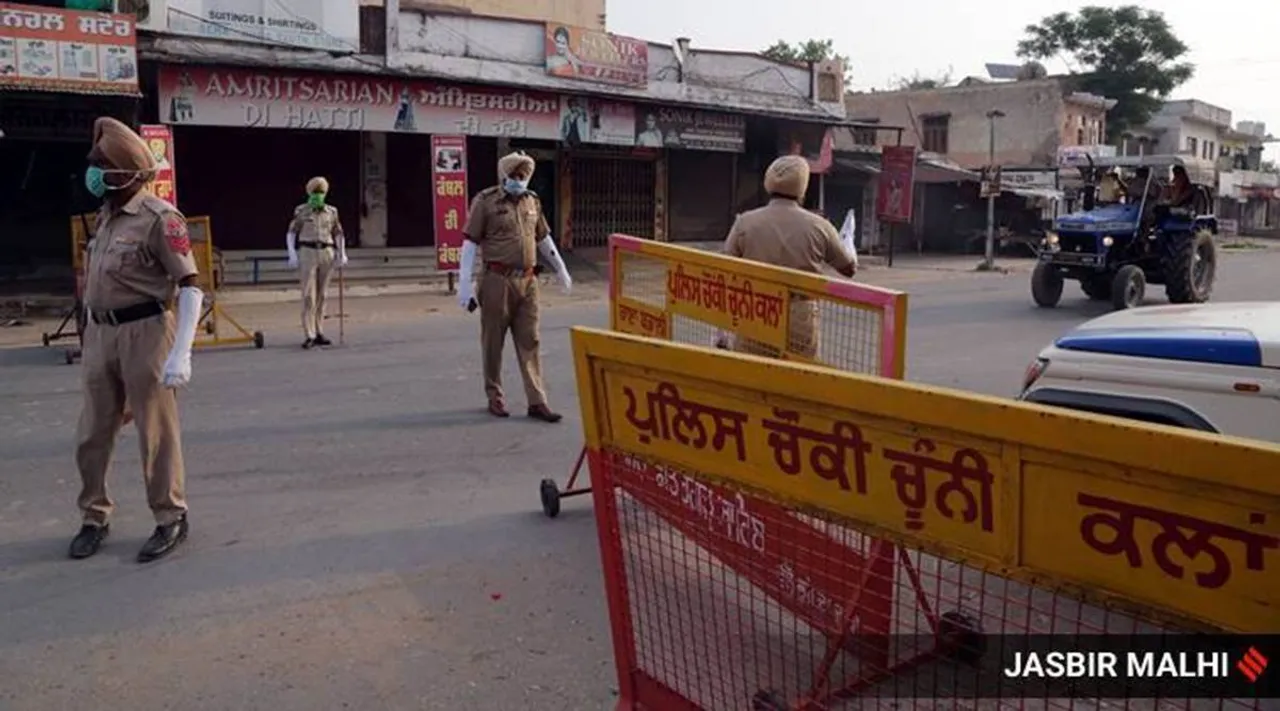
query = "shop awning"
xmin=0 ymin=81 xmax=142 ymax=98
xmin=915 ymin=158 xmax=980 ymax=184
xmin=1004 ymin=187 xmax=1063 ymax=201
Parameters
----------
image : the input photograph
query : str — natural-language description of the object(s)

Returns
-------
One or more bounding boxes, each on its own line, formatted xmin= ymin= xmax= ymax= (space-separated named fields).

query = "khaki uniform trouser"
xmin=76 ymin=312 xmax=187 ymax=526
xmin=299 ymin=246 xmax=336 ymax=339
xmin=479 ymin=270 xmax=548 ymax=407
xmin=733 ymin=298 xmax=819 ymax=360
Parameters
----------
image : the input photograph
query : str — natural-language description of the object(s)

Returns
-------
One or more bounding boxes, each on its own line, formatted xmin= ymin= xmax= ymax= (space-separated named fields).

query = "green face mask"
xmin=308 ymin=192 xmax=326 ymax=209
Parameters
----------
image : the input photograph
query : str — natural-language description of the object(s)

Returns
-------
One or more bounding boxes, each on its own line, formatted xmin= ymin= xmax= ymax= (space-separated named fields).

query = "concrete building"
xmin=1123 ymin=100 xmax=1277 ymax=233
xmin=1 ymin=0 xmax=848 ymax=291
xmin=361 ymin=0 xmax=605 ymax=32
xmin=838 ymin=78 xmax=1115 ymax=253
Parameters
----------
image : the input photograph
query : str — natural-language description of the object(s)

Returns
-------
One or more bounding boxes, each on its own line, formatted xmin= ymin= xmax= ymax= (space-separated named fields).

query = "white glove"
xmin=458 ymin=240 xmax=477 ymax=309
xmin=337 ymin=252 xmax=349 ymax=267
xmin=286 ymin=231 xmax=298 ymax=269
xmin=163 ymin=286 xmax=203 ymax=389
xmin=537 ymin=235 xmax=572 ymax=295
xmin=714 ymin=330 xmax=731 ymax=349
xmin=287 ymin=251 xmax=298 ymax=269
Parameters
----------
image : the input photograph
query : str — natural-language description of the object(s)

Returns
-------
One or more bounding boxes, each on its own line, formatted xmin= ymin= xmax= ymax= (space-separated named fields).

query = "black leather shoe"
xmin=314 ymin=334 xmax=332 ymax=347
xmin=68 ymin=523 xmax=109 ymax=560
xmin=302 ymin=338 xmax=314 ymax=350
xmin=137 ymin=516 xmax=189 ymax=563
xmin=528 ymin=405 xmax=563 ymax=423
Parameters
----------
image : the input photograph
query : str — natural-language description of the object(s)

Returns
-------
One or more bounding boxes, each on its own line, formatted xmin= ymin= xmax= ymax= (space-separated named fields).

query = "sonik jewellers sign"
xmin=165 ymin=0 xmax=359 ymax=52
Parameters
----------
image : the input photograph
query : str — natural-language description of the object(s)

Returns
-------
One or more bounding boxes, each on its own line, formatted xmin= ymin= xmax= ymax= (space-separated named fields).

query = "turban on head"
xmin=306 ymin=176 xmax=330 ymax=194
xmin=89 ymin=117 xmax=156 ymax=175
xmin=763 ymin=155 xmax=811 ymax=200
xmin=498 ymin=152 xmax=535 ymax=180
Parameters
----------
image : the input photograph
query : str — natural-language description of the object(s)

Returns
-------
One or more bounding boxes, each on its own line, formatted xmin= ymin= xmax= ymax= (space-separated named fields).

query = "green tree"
xmin=762 ymin=39 xmax=850 ymax=88
xmin=1016 ymin=5 xmax=1193 ymax=140
xmin=894 ymin=69 xmax=953 ymax=90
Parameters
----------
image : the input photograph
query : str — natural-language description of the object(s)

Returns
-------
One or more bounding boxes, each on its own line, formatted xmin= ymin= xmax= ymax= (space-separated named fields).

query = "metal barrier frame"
xmin=571 ymin=327 xmax=1280 ymax=710
xmin=540 ymin=233 xmax=908 ymax=516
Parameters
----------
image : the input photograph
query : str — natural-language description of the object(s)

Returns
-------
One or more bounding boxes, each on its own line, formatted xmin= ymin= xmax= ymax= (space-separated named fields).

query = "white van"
xmin=1019 ymin=302 xmax=1280 ymax=442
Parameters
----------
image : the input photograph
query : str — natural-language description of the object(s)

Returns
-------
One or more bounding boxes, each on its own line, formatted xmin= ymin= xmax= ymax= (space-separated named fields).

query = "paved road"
xmin=1 ymin=248 xmax=1277 ymax=710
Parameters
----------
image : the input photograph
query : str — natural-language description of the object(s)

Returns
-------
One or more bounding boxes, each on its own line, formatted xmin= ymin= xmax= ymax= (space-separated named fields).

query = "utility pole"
xmin=982 ymin=109 xmax=1005 ymax=271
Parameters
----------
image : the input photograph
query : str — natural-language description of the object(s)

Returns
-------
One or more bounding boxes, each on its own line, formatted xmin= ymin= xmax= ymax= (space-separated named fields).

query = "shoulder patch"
xmin=163 ymin=215 xmax=191 ymax=256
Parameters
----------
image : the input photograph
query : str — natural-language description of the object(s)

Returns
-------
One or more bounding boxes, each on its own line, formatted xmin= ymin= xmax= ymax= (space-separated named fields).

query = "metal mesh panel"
xmin=572 ymin=158 xmax=656 ymax=248
xmin=614 ymin=248 xmax=888 ymax=377
xmin=595 ymin=450 xmax=1264 ymax=711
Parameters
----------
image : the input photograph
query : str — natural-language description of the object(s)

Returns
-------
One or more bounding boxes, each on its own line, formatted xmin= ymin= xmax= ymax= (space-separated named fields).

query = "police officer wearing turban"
xmin=286 ymin=176 xmax=348 ymax=349
xmin=458 ymin=151 xmax=572 ymax=421
xmin=720 ymin=155 xmax=857 ymax=358
xmin=69 ymin=117 xmax=204 ymax=562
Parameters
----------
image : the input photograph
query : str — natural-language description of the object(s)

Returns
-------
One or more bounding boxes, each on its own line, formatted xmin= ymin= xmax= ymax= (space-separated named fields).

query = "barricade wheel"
xmin=253 ymin=332 xmax=265 ymax=349
xmin=937 ymin=610 xmax=985 ymax=665
xmin=539 ymin=478 xmax=561 ymax=518
xmin=204 ymin=321 xmax=215 ymax=335
xmin=64 ymin=350 xmax=75 ymax=365
xmin=41 ymin=333 xmax=51 ymax=347
xmin=750 ymin=690 xmax=788 ymax=710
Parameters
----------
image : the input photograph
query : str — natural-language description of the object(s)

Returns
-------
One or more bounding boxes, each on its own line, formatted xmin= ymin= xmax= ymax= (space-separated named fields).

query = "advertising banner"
xmin=0 ymin=3 xmax=139 ymax=96
xmin=157 ymin=65 xmax=562 ymax=139
xmin=558 ymin=95 xmax=636 ymax=146
xmin=544 ymin=23 xmax=647 ymax=87
xmin=140 ymin=124 xmax=177 ymax=207
xmin=633 ymin=107 xmax=745 ymax=153
xmin=166 ymin=0 xmax=359 ymax=53
xmin=876 ymin=145 xmax=916 ymax=223
xmin=432 ymin=135 xmax=468 ymax=272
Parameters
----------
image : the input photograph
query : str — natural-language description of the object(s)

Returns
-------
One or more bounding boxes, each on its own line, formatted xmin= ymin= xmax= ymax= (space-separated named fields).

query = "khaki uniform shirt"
xmin=84 ymin=191 xmax=199 ymax=311
xmin=462 ymin=186 xmax=550 ymax=269
xmin=724 ymin=198 xmax=855 ymax=274
xmin=289 ymin=204 xmax=344 ymax=246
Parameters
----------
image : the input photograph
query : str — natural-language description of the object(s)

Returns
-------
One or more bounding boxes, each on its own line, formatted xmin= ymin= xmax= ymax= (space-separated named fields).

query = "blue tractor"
xmin=1031 ymin=155 xmax=1218 ymax=311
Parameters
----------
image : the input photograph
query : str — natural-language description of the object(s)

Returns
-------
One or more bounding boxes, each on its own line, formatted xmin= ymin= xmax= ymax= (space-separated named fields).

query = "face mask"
xmin=308 ymin=192 xmax=326 ymax=208
xmin=85 ymin=166 xmax=140 ymax=199
xmin=503 ymin=178 xmax=528 ymax=196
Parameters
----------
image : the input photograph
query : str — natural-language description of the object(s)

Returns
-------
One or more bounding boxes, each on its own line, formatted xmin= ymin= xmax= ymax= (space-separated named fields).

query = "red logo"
xmin=1237 ymin=647 xmax=1268 ymax=682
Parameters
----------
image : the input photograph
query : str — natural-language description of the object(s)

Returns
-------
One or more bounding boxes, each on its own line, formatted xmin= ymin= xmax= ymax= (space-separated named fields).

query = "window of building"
xmin=817 ymin=72 xmax=840 ymax=103
xmin=1186 ymin=136 xmax=1198 ymax=155
xmin=1077 ymin=128 xmax=1085 ymax=145
xmin=1221 ymin=145 xmax=1231 ymax=158
xmin=852 ymin=127 xmax=878 ymax=146
xmin=921 ymin=115 xmax=949 ymax=154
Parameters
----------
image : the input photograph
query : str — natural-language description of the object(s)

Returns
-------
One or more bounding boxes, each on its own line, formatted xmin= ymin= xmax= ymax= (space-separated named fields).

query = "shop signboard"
xmin=876 ymin=145 xmax=916 ymax=223
xmin=157 ymin=65 xmax=563 ymax=139
xmin=0 ymin=3 xmax=139 ymax=96
xmin=140 ymin=124 xmax=178 ymax=207
xmin=1001 ymin=169 xmax=1057 ymax=191
xmin=166 ymin=0 xmax=359 ymax=53
xmin=633 ymin=107 xmax=745 ymax=153
xmin=431 ymin=135 xmax=468 ymax=273
xmin=558 ymin=95 xmax=636 ymax=146
xmin=544 ymin=23 xmax=647 ymax=87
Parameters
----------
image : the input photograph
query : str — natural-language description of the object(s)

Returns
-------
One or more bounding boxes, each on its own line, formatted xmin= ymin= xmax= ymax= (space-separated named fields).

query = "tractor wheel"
xmin=1080 ymin=275 xmax=1112 ymax=301
xmin=1031 ymin=262 xmax=1063 ymax=308
xmin=1162 ymin=228 xmax=1216 ymax=304
xmin=1111 ymin=265 xmax=1146 ymax=311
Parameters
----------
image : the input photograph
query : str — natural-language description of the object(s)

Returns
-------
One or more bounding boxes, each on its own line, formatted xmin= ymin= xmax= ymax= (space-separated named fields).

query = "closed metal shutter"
xmin=668 ymin=150 xmax=733 ymax=241
xmin=570 ymin=156 xmax=655 ymax=247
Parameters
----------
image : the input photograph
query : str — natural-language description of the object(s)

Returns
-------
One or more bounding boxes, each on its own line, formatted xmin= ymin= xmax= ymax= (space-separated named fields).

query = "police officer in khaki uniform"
xmin=721 ymin=155 xmax=857 ymax=358
xmin=286 ymin=177 xmax=348 ymax=349
xmin=458 ymin=152 xmax=572 ymax=421
xmin=69 ymin=117 xmax=205 ymax=563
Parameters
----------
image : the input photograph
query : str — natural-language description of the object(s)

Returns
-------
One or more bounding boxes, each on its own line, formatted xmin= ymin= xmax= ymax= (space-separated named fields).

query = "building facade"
xmin=1122 ymin=100 xmax=1278 ymax=233
xmin=840 ymin=78 xmax=1114 ymax=252
xmin=1 ymin=0 xmax=848 ymax=288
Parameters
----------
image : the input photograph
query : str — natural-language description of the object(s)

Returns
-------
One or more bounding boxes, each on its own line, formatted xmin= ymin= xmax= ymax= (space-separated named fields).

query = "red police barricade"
xmin=571 ymin=327 xmax=1278 ymax=710
xmin=539 ymin=233 xmax=908 ymax=517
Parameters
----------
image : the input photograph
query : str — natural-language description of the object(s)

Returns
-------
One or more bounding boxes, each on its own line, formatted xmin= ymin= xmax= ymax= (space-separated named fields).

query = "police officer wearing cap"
xmin=69 ymin=117 xmax=204 ymax=562
xmin=286 ymin=177 xmax=348 ymax=349
xmin=721 ymin=155 xmax=857 ymax=358
xmin=458 ymin=151 xmax=572 ymax=421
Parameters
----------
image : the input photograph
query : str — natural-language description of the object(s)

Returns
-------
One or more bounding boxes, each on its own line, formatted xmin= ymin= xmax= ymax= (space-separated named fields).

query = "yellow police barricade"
xmin=572 ymin=328 xmax=1279 ymax=709
xmin=62 ymin=213 xmax=264 ymax=357
xmin=186 ymin=216 xmax=265 ymax=351
xmin=538 ymin=232 xmax=909 ymax=516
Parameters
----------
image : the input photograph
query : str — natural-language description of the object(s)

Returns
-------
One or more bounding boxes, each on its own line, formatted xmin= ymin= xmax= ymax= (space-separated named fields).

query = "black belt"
xmin=297 ymin=241 xmax=334 ymax=249
xmin=486 ymin=262 xmax=542 ymax=276
xmin=90 ymin=301 xmax=165 ymax=326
